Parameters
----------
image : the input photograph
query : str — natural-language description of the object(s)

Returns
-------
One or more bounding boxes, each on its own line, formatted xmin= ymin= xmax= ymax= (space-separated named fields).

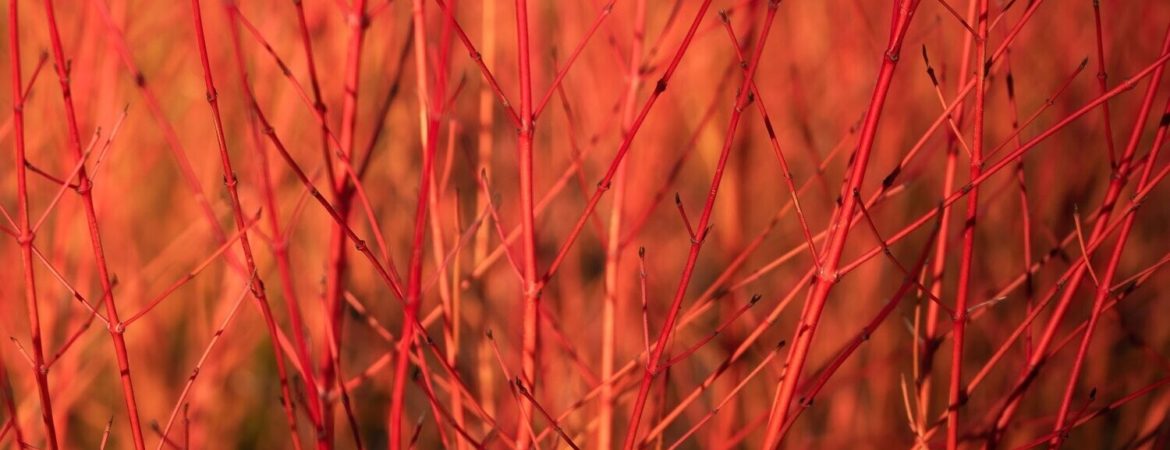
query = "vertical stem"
xmin=186 ymin=1 xmax=303 ymax=448
xmin=624 ymin=2 xmax=783 ymax=448
xmin=539 ymin=0 xmax=716 ymax=285
xmin=222 ymin=7 xmax=327 ymax=447
xmin=473 ymin=0 xmax=497 ymax=267
xmin=294 ymin=0 xmax=338 ymax=192
xmin=1002 ymin=47 xmax=1037 ymax=374
xmin=946 ymin=0 xmax=988 ymax=447
xmin=9 ymin=1 xmax=60 ymax=447
xmin=599 ymin=0 xmax=647 ymax=447
xmin=988 ymin=25 xmax=1170 ymax=445
xmin=428 ymin=13 xmax=459 ymax=446
xmin=390 ymin=0 xmax=449 ymax=447
xmin=1091 ymin=0 xmax=1119 ymax=168
xmin=290 ymin=0 xmax=341 ymax=439
xmin=760 ymin=2 xmax=918 ymax=447
xmin=917 ymin=0 xmax=979 ymax=434
xmin=322 ymin=0 xmax=368 ymax=443
xmin=387 ymin=79 xmax=442 ymax=450
xmin=90 ymin=0 xmax=244 ymax=276
xmin=472 ymin=0 xmax=499 ymax=439
xmin=40 ymin=0 xmax=144 ymax=447
xmin=1049 ymin=70 xmax=1170 ymax=450
xmin=514 ymin=0 xmax=540 ymax=448
xmin=446 ymin=192 xmax=466 ymax=450
xmin=389 ymin=0 xmax=428 ymax=444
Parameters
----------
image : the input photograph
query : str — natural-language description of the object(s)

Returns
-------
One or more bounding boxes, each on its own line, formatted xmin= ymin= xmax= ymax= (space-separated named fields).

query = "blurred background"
xmin=2 ymin=0 xmax=1170 ymax=448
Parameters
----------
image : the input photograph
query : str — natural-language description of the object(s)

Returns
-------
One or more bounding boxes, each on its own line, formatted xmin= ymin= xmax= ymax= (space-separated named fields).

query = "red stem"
xmin=390 ymin=0 xmax=450 ymax=446
xmin=321 ymin=1 xmax=368 ymax=444
xmin=540 ymin=0 xmax=717 ymax=284
xmin=41 ymin=0 xmax=147 ymax=447
xmin=987 ymin=25 xmax=1170 ymax=445
xmin=185 ymin=1 xmax=304 ymax=448
xmin=778 ymin=208 xmax=941 ymax=438
xmin=718 ymin=11 xmax=823 ymax=276
xmin=1003 ymin=51 xmax=1036 ymax=363
xmin=533 ymin=1 xmax=616 ymax=118
xmin=1091 ymin=0 xmax=1120 ymax=168
xmin=761 ymin=3 xmax=919 ymax=447
xmin=221 ymin=9 xmax=328 ymax=446
xmin=90 ymin=0 xmax=246 ymax=275
xmin=1050 ymin=76 xmax=1170 ymax=448
xmin=512 ymin=0 xmax=541 ymax=445
xmin=623 ymin=2 xmax=782 ymax=447
xmin=599 ymin=0 xmax=648 ymax=444
xmin=946 ymin=0 xmax=988 ymax=447
xmin=8 ymin=2 xmax=59 ymax=446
